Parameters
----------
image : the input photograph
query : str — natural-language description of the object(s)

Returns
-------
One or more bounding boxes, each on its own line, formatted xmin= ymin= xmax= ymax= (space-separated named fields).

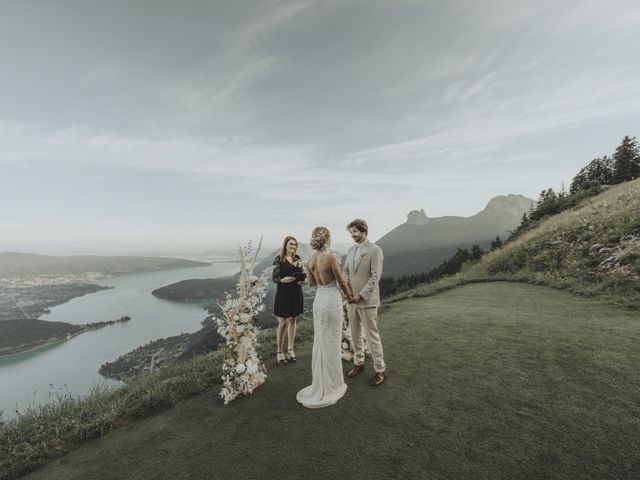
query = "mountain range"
xmin=376 ymin=194 xmax=535 ymax=277
xmin=0 ymin=253 xmax=209 ymax=278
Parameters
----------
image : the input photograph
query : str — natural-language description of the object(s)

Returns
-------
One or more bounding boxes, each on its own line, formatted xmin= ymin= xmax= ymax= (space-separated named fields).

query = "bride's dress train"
xmin=296 ymin=280 xmax=347 ymax=408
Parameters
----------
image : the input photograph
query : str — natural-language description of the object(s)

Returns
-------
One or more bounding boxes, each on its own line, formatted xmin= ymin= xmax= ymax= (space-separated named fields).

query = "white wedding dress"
xmin=296 ymin=279 xmax=347 ymax=408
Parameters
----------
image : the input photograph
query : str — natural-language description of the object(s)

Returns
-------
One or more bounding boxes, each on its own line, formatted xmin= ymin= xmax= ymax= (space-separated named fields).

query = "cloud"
xmin=343 ymin=65 xmax=640 ymax=169
xmin=2 ymin=0 xmax=640 ymax=248
xmin=0 ymin=120 xmax=316 ymax=179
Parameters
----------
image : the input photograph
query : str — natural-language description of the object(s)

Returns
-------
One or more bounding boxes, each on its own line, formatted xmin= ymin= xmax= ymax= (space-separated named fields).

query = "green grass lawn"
xmin=21 ymin=282 xmax=640 ymax=480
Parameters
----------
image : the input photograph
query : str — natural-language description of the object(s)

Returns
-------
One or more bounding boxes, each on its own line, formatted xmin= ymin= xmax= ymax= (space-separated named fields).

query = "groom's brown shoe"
xmin=347 ymin=364 xmax=365 ymax=378
xmin=370 ymin=371 xmax=387 ymax=386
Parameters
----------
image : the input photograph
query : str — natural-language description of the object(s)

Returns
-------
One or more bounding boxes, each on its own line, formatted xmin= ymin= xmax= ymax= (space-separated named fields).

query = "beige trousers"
xmin=347 ymin=305 xmax=386 ymax=373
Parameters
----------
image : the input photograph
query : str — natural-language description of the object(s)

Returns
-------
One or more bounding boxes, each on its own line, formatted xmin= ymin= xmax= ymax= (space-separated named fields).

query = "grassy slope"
xmin=393 ymin=178 xmax=640 ymax=308
xmin=21 ymin=282 xmax=640 ymax=480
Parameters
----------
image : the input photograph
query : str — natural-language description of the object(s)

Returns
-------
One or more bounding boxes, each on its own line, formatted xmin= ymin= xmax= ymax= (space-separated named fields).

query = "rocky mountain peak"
xmin=406 ymin=209 xmax=429 ymax=225
xmin=482 ymin=194 xmax=535 ymax=217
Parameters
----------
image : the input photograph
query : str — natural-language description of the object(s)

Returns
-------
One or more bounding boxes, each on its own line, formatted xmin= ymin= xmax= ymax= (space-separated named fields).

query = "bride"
xmin=296 ymin=226 xmax=353 ymax=408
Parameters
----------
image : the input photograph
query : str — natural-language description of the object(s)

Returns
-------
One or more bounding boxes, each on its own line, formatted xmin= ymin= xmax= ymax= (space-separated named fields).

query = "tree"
xmin=589 ymin=155 xmax=615 ymax=185
xmin=470 ymin=244 xmax=484 ymax=260
xmin=559 ymin=181 xmax=568 ymax=197
xmin=571 ymin=156 xmax=615 ymax=193
xmin=529 ymin=188 xmax=562 ymax=221
xmin=510 ymin=133 xmax=636 ymax=245
xmin=612 ymin=135 xmax=640 ymax=184
xmin=490 ymin=235 xmax=503 ymax=251
xmin=570 ymin=168 xmax=588 ymax=194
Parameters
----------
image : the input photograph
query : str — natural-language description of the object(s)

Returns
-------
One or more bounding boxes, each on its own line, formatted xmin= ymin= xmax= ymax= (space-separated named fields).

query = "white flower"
xmin=247 ymin=363 xmax=258 ymax=374
xmin=235 ymin=363 xmax=246 ymax=374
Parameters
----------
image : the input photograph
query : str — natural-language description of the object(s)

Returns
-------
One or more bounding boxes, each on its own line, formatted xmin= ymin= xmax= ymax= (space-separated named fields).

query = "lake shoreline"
xmin=0 ymin=257 xmax=213 ymax=322
xmin=0 ymin=261 xmax=242 ymax=419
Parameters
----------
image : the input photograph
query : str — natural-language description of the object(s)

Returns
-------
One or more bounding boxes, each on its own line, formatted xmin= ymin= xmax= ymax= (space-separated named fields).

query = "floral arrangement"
xmin=215 ymin=237 xmax=270 ymax=404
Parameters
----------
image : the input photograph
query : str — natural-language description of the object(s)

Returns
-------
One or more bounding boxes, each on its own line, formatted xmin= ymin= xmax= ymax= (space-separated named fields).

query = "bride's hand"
xmin=281 ymin=276 xmax=296 ymax=283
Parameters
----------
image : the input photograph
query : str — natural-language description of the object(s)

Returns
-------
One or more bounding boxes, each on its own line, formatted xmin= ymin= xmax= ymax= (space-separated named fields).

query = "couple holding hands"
xmin=272 ymin=218 xmax=388 ymax=409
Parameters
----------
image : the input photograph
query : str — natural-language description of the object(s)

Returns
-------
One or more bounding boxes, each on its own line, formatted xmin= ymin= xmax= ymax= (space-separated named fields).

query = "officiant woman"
xmin=272 ymin=235 xmax=305 ymax=366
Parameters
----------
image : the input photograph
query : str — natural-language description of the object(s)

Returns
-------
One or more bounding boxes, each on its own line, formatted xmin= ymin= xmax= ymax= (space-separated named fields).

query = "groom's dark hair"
xmin=347 ymin=218 xmax=368 ymax=234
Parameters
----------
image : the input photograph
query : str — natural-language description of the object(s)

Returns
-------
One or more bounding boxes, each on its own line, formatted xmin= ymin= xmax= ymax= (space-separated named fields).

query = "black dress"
xmin=273 ymin=255 xmax=304 ymax=318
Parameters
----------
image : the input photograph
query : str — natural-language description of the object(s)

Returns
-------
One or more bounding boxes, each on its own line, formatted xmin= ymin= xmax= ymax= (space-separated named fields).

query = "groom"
xmin=343 ymin=218 xmax=388 ymax=386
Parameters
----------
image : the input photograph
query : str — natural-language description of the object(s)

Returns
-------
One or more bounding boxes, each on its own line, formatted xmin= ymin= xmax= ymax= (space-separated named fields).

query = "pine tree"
xmin=570 ymin=156 xmax=615 ymax=193
xmin=470 ymin=244 xmax=484 ymax=260
xmin=490 ymin=235 xmax=503 ymax=251
xmin=612 ymin=135 xmax=640 ymax=183
xmin=570 ymin=167 xmax=588 ymax=194
xmin=590 ymin=155 xmax=615 ymax=185
xmin=530 ymin=188 xmax=561 ymax=221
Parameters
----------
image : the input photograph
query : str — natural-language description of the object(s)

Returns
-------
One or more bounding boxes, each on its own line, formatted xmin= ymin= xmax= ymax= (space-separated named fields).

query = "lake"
xmin=0 ymin=262 xmax=239 ymax=420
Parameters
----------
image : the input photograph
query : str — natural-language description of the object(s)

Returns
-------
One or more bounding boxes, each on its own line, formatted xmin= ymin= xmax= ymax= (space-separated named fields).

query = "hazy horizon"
xmin=0 ymin=190 xmax=530 ymax=256
xmin=2 ymin=1 xmax=639 ymax=252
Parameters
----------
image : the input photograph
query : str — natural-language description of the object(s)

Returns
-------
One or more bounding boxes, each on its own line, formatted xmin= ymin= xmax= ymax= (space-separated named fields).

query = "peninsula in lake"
xmin=0 ymin=316 xmax=131 ymax=357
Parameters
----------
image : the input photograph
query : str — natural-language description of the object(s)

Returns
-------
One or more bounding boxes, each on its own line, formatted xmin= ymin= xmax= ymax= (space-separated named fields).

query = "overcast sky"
xmin=1 ymin=0 xmax=639 ymax=253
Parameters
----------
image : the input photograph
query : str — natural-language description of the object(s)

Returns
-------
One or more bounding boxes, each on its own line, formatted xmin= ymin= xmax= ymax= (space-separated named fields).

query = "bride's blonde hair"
xmin=310 ymin=226 xmax=331 ymax=250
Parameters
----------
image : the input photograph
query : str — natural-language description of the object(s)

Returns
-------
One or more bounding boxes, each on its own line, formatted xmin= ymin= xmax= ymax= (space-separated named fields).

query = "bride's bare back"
xmin=307 ymin=250 xmax=351 ymax=296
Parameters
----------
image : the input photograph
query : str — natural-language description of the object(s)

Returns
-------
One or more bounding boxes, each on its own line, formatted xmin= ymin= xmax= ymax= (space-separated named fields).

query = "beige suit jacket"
xmin=343 ymin=239 xmax=384 ymax=308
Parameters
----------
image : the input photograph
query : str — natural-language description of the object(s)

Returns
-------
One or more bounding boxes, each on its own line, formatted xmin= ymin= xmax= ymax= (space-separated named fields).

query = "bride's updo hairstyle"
xmin=310 ymin=226 xmax=331 ymax=250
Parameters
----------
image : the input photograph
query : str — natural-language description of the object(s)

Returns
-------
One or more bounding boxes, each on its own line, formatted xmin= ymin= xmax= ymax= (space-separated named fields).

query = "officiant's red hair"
xmin=278 ymin=236 xmax=298 ymax=261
